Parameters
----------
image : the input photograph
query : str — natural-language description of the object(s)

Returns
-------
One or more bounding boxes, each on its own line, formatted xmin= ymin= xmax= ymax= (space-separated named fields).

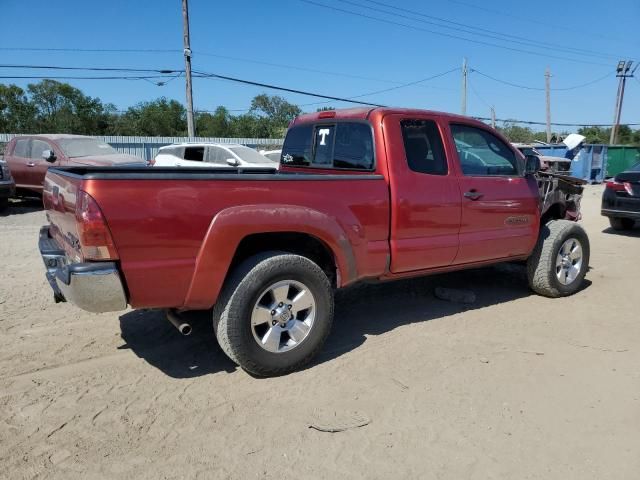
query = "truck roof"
xmin=10 ymin=134 xmax=93 ymax=141
xmin=291 ymin=107 xmax=488 ymax=128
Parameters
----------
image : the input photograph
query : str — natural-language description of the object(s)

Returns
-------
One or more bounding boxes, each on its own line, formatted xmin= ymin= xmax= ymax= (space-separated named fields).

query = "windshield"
xmin=228 ymin=146 xmax=273 ymax=164
xmin=58 ymin=138 xmax=118 ymax=158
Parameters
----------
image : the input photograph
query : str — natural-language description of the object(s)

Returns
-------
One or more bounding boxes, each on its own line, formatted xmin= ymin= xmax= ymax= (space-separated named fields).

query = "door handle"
xmin=27 ymin=162 xmax=36 ymax=167
xmin=464 ymin=190 xmax=483 ymax=200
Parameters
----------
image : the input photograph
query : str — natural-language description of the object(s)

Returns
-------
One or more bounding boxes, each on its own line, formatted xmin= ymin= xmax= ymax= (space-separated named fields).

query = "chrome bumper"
xmin=39 ymin=226 xmax=127 ymax=313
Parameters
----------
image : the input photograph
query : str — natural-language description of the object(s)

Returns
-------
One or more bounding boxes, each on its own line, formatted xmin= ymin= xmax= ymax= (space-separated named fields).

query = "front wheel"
xmin=527 ymin=220 xmax=590 ymax=298
xmin=213 ymin=252 xmax=334 ymax=377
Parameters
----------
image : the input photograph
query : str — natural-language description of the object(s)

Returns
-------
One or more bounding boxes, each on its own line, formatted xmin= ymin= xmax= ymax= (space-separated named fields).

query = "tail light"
xmin=75 ymin=191 xmax=118 ymax=260
xmin=605 ymin=180 xmax=633 ymax=195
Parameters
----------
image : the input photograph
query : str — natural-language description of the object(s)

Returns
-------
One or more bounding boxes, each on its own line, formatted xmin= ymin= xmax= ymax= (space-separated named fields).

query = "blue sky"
xmin=1 ymin=0 xmax=639 ymax=132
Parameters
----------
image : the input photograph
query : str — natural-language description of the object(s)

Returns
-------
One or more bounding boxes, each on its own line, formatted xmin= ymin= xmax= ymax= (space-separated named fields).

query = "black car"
xmin=0 ymin=159 xmax=16 ymax=212
xmin=602 ymin=162 xmax=640 ymax=230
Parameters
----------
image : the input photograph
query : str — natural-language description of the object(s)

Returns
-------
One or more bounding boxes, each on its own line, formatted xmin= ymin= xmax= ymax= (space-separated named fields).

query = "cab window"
xmin=451 ymin=124 xmax=519 ymax=176
xmin=400 ymin=119 xmax=447 ymax=175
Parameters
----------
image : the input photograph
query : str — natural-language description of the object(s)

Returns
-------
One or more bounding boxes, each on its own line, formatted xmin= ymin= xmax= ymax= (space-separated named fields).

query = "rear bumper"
xmin=601 ymin=208 xmax=640 ymax=219
xmin=601 ymin=188 xmax=640 ymax=219
xmin=39 ymin=226 xmax=127 ymax=313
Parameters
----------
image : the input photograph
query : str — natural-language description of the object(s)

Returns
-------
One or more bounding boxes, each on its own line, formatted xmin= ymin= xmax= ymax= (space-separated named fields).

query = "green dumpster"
xmin=606 ymin=146 xmax=640 ymax=177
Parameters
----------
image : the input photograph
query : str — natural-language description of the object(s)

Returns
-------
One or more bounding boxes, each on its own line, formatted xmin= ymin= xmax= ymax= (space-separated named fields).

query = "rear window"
xmin=282 ymin=122 xmax=374 ymax=170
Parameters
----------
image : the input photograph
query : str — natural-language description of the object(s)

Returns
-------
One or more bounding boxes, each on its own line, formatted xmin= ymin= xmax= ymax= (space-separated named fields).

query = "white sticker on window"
xmin=318 ymin=128 xmax=331 ymax=146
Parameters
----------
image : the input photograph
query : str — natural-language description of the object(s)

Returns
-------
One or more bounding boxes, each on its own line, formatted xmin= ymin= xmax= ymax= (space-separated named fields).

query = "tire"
xmin=609 ymin=217 xmax=635 ymax=231
xmin=527 ymin=220 xmax=590 ymax=298
xmin=0 ymin=198 xmax=7 ymax=212
xmin=213 ymin=251 xmax=334 ymax=377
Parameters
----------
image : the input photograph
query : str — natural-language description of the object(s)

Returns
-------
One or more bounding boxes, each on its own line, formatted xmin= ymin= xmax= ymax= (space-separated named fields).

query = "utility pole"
xmin=490 ymin=106 xmax=496 ymax=129
xmin=461 ymin=57 xmax=467 ymax=116
xmin=610 ymin=60 xmax=635 ymax=145
xmin=182 ymin=0 xmax=195 ymax=137
xmin=545 ymin=67 xmax=552 ymax=143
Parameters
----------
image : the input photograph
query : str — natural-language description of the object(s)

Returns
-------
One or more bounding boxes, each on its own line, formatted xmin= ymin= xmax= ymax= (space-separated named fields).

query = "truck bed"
xmin=43 ymin=166 xmax=391 ymax=309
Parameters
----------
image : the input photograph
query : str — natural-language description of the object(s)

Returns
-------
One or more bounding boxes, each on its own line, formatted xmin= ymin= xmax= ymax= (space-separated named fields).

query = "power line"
xmin=192 ymin=70 xmax=386 ymax=107
xmin=0 ymin=75 xmax=177 ymax=81
xmin=194 ymin=51 xmax=457 ymax=91
xmin=0 ymin=64 xmax=181 ymax=74
xmin=470 ymin=69 xmax=613 ymax=91
xmin=474 ymin=116 xmax=640 ymax=127
xmin=344 ymin=0 xmax=618 ymax=61
xmin=297 ymin=0 xmax=613 ymax=67
xmin=0 ymin=47 xmax=180 ymax=53
xmin=439 ymin=0 xmax=630 ymax=46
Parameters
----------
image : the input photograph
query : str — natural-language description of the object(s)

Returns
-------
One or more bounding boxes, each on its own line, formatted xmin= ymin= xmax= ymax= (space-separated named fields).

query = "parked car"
xmin=0 ymin=159 xmax=16 ymax=211
xmin=38 ymin=107 xmax=588 ymax=376
xmin=259 ymin=149 xmax=282 ymax=162
xmin=512 ymin=143 xmax=572 ymax=174
xmin=601 ymin=162 xmax=640 ymax=230
xmin=154 ymin=143 xmax=278 ymax=169
xmin=4 ymin=134 xmax=146 ymax=196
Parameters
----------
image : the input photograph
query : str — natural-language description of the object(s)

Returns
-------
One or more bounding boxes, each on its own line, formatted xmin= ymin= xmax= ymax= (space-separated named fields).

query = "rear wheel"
xmin=609 ymin=217 xmax=635 ymax=231
xmin=0 ymin=198 xmax=7 ymax=212
xmin=213 ymin=251 xmax=334 ymax=377
xmin=527 ymin=220 xmax=590 ymax=298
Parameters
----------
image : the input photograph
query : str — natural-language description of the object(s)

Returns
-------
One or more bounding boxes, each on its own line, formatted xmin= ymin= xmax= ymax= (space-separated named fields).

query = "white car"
xmin=154 ymin=143 xmax=278 ymax=169
xmin=259 ymin=149 xmax=282 ymax=162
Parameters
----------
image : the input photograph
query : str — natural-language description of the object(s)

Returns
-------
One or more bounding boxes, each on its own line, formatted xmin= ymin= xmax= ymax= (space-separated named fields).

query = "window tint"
xmin=14 ymin=139 xmax=30 ymax=157
xmin=334 ymin=123 xmax=374 ymax=169
xmin=282 ymin=125 xmax=313 ymax=166
xmin=184 ymin=146 xmax=204 ymax=162
xmin=281 ymin=122 xmax=374 ymax=170
xmin=400 ymin=120 xmax=447 ymax=175
xmin=31 ymin=140 xmax=51 ymax=159
xmin=451 ymin=125 xmax=518 ymax=176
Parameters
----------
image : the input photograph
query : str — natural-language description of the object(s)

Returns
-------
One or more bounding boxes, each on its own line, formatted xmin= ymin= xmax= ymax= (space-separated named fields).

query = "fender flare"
xmin=182 ymin=204 xmax=360 ymax=309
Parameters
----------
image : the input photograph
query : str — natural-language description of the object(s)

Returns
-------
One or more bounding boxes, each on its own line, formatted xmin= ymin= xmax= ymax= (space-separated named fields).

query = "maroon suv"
xmin=5 ymin=134 xmax=145 ymax=196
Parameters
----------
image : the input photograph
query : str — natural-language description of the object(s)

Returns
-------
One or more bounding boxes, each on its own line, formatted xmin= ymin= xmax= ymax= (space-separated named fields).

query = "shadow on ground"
xmin=119 ymin=309 xmax=237 ymax=378
xmin=119 ymin=263 xmax=591 ymax=378
xmin=1 ymin=198 xmax=43 ymax=217
xmin=602 ymin=224 xmax=640 ymax=238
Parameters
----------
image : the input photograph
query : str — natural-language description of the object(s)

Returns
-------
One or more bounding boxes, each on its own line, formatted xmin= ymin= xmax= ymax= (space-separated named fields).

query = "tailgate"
xmin=43 ymin=170 xmax=84 ymax=262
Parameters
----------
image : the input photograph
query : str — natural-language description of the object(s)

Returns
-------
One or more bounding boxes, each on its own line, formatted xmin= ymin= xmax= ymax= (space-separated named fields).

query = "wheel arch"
xmin=182 ymin=204 xmax=358 ymax=309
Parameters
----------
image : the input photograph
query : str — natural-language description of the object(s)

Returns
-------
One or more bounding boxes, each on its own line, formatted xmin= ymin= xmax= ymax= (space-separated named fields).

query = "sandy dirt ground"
xmin=0 ymin=185 xmax=639 ymax=479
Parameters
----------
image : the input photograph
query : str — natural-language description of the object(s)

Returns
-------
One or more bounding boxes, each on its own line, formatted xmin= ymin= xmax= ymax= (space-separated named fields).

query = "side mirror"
xmin=525 ymin=154 xmax=541 ymax=175
xmin=42 ymin=149 xmax=57 ymax=163
xmin=226 ymin=158 xmax=239 ymax=167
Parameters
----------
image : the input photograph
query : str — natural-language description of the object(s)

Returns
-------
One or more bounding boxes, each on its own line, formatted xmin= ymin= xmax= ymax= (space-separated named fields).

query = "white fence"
xmin=0 ymin=134 xmax=284 ymax=160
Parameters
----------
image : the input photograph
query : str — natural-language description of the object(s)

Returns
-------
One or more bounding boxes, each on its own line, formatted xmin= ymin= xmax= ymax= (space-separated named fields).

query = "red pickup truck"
xmin=39 ymin=108 xmax=588 ymax=376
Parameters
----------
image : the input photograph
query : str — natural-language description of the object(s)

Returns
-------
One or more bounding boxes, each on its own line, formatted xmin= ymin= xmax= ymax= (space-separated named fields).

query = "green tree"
xmin=498 ymin=121 xmax=536 ymax=143
xmin=578 ymin=126 xmax=610 ymax=144
xmin=249 ymin=94 xmax=301 ymax=136
xmin=0 ymin=84 xmax=36 ymax=132
xmin=27 ymin=80 xmax=112 ymax=134
xmin=196 ymin=106 xmax=232 ymax=137
xmin=111 ymin=98 xmax=186 ymax=136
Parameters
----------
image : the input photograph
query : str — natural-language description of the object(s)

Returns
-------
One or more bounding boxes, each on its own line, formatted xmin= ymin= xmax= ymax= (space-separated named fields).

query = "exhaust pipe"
xmin=166 ymin=309 xmax=192 ymax=336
